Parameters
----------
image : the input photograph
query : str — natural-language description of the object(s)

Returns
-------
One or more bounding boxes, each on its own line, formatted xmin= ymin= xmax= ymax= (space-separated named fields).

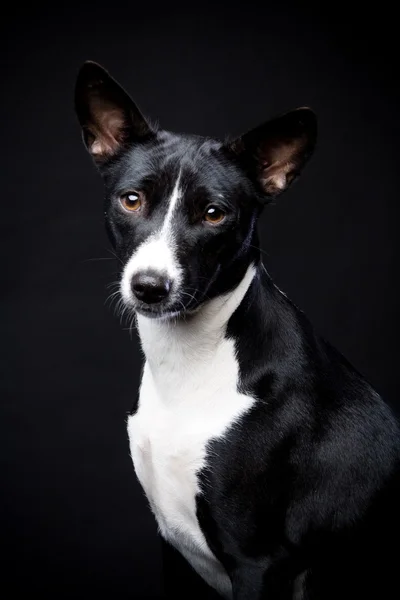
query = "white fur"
xmin=121 ymin=172 xmax=183 ymax=304
xmin=127 ymin=265 xmax=257 ymax=598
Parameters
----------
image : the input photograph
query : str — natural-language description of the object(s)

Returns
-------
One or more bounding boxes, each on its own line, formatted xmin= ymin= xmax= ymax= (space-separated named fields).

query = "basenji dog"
xmin=75 ymin=61 xmax=400 ymax=599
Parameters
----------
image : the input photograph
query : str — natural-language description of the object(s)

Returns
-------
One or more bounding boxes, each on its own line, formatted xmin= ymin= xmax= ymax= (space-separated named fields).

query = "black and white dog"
xmin=75 ymin=62 xmax=400 ymax=599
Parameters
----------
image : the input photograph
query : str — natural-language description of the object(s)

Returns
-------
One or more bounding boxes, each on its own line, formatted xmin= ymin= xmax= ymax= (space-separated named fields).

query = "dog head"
xmin=75 ymin=62 xmax=317 ymax=319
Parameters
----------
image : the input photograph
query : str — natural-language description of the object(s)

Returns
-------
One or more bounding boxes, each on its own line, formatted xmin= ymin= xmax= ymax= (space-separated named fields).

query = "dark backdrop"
xmin=1 ymin=1 xmax=399 ymax=598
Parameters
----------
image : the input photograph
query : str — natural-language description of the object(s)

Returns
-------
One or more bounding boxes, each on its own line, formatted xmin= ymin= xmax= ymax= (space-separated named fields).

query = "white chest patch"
xmin=126 ymin=267 xmax=257 ymax=598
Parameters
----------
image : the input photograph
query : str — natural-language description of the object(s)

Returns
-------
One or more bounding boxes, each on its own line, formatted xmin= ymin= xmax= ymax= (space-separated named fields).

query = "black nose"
xmin=131 ymin=272 xmax=171 ymax=304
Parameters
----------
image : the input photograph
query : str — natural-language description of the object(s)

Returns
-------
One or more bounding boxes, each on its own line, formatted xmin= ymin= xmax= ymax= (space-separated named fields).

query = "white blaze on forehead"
xmin=121 ymin=171 xmax=183 ymax=302
xmin=162 ymin=170 xmax=182 ymax=231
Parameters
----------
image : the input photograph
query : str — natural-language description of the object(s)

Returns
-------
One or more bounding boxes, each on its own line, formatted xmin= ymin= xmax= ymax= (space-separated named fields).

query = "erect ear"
xmin=74 ymin=61 xmax=153 ymax=163
xmin=226 ymin=107 xmax=317 ymax=198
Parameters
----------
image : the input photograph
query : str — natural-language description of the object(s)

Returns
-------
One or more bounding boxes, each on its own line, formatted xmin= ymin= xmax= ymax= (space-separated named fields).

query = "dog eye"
xmin=120 ymin=191 xmax=142 ymax=212
xmin=204 ymin=206 xmax=225 ymax=224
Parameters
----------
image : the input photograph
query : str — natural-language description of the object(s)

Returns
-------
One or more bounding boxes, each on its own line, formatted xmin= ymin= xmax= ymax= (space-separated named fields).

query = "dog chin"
xmin=137 ymin=308 xmax=182 ymax=320
xmin=133 ymin=302 xmax=183 ymax=320
xmin=134 ymin=300 xmax=202 ymax=321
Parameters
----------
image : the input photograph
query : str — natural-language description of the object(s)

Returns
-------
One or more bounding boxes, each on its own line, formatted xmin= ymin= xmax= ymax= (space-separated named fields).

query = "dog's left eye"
xmin=120 ymin=191 xmax=142 ymax=212
xmin=204 ymin=206 xmax=225 ymax=224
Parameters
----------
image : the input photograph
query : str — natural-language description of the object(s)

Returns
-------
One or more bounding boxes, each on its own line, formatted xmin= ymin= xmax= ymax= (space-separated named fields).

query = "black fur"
xmin=197 ymin=271 xmax=400 ymax=598
xmin=75 ymin=62 xmax=400 ymax=599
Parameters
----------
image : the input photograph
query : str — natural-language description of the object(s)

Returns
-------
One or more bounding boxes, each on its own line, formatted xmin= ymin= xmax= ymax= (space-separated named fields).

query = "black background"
xmin=1 ymin=1 xmax=399 ymax=598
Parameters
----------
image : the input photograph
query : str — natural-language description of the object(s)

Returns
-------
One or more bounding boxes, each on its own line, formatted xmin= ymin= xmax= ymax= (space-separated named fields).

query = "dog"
xmin=75 ymin=62 xmax=400 ymax=599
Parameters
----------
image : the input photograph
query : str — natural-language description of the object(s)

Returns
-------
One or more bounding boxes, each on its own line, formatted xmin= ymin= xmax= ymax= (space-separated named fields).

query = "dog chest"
xmin=128 ymin=396 xmax=207 ymax=541
xmin=127 ymin=337 xmax=255 ymax=597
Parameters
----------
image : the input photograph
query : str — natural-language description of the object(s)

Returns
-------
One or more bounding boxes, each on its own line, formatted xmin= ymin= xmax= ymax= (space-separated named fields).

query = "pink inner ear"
xmin=89 ymin=103 xmax=127 ymax=158
xmin=260 ymin=158 xmax=287 ymax=192
xmin=258 ymin=137 xmax=306 ymax=194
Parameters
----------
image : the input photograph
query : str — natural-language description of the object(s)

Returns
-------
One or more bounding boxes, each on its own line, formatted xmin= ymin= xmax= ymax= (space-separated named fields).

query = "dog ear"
xmin=74 ymin=61 xmax=153 ymax=163
xmin=226 ymin=107 xmax=317 ymax=198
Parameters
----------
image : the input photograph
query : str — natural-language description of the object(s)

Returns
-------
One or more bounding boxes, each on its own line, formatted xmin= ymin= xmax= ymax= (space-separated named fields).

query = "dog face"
xmin=75 ymin=62 xmax=317 ymax=319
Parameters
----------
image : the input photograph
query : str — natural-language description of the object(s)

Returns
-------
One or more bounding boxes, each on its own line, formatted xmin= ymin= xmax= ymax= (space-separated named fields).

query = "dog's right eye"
xmin=120 ymin=192 xmax=142 ymax=212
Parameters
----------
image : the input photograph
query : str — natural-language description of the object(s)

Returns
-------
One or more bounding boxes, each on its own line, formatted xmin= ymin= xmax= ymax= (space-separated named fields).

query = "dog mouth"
xmin=135 ymin=303 xmax=184 ymax=320
xmin=132 ymin=292 xmax=203 ymax=320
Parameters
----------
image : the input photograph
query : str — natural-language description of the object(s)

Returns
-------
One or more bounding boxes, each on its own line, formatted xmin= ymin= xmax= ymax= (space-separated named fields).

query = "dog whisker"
xmin=82 ymin=257 xmax=116 ymax=263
